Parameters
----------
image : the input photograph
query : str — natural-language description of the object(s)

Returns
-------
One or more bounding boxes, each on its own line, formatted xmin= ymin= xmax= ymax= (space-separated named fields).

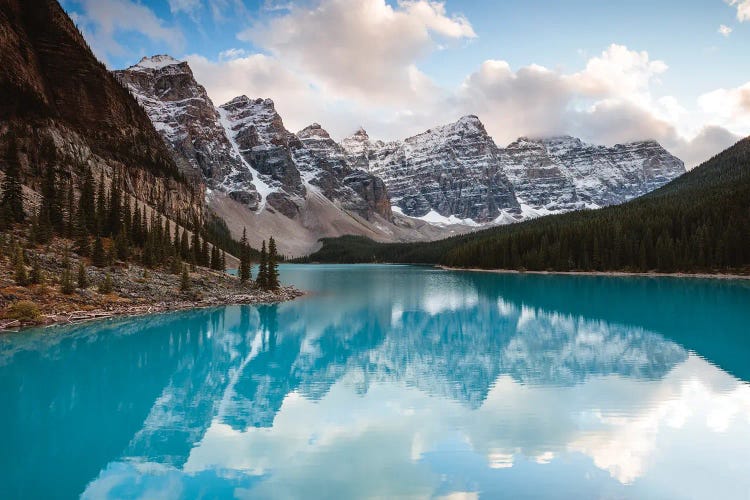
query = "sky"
xmin=60 ymin=0 xmax=750 ymax=167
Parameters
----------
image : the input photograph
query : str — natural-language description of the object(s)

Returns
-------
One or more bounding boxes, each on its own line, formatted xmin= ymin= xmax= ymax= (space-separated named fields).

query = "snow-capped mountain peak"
xmin=130 ymin=54 xmax=183 ymax=71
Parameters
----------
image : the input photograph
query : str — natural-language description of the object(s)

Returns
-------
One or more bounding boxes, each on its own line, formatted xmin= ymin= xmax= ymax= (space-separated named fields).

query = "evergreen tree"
xmin=115 ymin=229 xmax=130 ymax=261
xmin=92 ymin=235 xmax=106 ymax=267
xmin=108 ymin=172 xmax=122 ymax=236
xmin=29 ymin=259 xmax=42 ymax=285
xmin=77 ymin=262 xmax=88 ymax=289
xmin=201 ymin=238 xmax=209 ymax=267
xmin=79 ymin=167 xmax=96 ymax=233
xmin=65 ymin=181 xmax=76 ymax=237
xmin=0 ymin=137 xmax=25 ymax=227
xmin=221 ymin=251 xmax=227 ymax=272
xmin=267 ymin=237 xmax=280 ymax=290
xmin=31 ymin=207 xmax=53 ymax=244
xmin=60 ymin=267 xmax=75 ymax=294
xmin=170 ymin=256 xmax=182 ymax=275
xmin=95 ymin=172 xmax=106 ymax=235
xmin=239 ymin=228 xmax=251 ymax=284
xmin=257 ymin=240 xmax=268 ymax=289
xmin=41 ymin=164 xmax=63 ymax=231
xmin=60 ymin=248 xmax=74 ymax=294
xmin=74 ymin=211 xmax=90 ymax=257
xmin=98 ymin=272 xmax=113 ymax=294
xmin=180 ymin=264 xmax=191 ymax=292
xmin=180 ymin=229 xmax=190 ymax=260
xmin=14 ymin=247 xmax=28 ymax=286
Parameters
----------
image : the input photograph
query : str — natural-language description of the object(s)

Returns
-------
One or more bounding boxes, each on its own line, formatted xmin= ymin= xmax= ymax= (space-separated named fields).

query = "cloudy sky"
xmin=61 ymin=0 xmax=750 ymax=167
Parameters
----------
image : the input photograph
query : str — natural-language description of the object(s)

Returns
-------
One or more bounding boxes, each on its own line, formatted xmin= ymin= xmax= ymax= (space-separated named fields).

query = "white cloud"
xmin=69 ymin=0 xmax=184 ymax=63
xmin=718 ymin=24 xmax=733 ymax=36
xmin=698 ymin=81 xmax=750 ymax=128
xmin=239 ymin=0 xmax=475 ymax=104
xmin=727 ymin=0 xmax=750 ymax=21
xmin=167 ymin=0 xmax=202 ymax=15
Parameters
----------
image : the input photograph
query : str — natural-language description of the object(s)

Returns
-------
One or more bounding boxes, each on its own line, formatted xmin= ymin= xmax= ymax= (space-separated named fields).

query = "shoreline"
xmin=436 ymin=265 xmax=750 ymax=281
xmin=0 ymin=286 xmax=305 ymax=332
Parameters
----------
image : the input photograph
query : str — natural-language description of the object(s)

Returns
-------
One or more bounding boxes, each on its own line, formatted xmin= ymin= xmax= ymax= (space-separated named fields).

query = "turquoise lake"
xmin=1 ymin=264 xmax=750 ymax=499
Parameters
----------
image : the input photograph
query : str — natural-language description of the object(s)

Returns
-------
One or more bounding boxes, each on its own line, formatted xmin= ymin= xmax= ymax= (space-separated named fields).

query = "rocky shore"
xmin=0 ymin=237 xmax=304 ymax=331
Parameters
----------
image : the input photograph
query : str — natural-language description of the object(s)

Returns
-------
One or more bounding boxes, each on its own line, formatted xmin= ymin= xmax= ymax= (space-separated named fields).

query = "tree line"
xmin=303 ymin=136 xmax=750 ymax=274
xmin=0 ymin=129 xmax=282 ymax=292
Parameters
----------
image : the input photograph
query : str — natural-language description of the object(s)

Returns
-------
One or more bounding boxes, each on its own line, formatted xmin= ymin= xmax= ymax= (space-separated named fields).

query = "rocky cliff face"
xmin=293 ymin=123 xmax=391 ymax=219
xmin=350 ymin=116 xmax=521 ymax=223
xmin=342 ymin=118 xmax=685 ymax=223
xmin=115 ymin=55 xmax=393 ymax=222
xmin=0 ymin=0 xmax=203 ymax=224
xmin=502 ymin=136 xmax=686 ymax=212
xmin=111 ymin=53 xmax=684 ymax=244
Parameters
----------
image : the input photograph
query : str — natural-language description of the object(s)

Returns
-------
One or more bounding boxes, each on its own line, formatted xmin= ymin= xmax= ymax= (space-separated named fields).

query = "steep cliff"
xmin=0 ymin=0 xmax=202 ymax=223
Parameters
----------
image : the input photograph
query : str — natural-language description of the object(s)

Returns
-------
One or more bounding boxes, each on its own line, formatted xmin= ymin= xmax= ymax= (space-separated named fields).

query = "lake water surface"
xmin=2 ymin=265 xmax=750 ymax=499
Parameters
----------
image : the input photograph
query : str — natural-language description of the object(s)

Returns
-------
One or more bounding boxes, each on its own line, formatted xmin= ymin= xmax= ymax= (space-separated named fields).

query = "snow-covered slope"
xmin=115 ymin=55 xmax=686 ymax=255
xmin=344 ymin=116 xmax=520 ymax=223
xmin=342 ymin=118 xmax=685 ymax=223
xmin=502 ymin=136 xmax=686 ymax=212
xmin=114 ymin=56 xmax=263 ymax=210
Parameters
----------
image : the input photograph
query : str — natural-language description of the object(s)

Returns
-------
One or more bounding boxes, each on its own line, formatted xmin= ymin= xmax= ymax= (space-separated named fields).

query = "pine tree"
xmin=0 ymin=137 xmax=25 ymax=227
xmin=29 ymin=259 xmax=43 ymax=285
xmin=201 ymin=238 xmax=209 ymax=267
xmin=95 ymin=171 xmax=106 ymax=235
xmin=115 ymin=229 xmax=130 ymax=261
xmin=60 ymin=267 xmax=75 ymax=294
xmin=180 ymin=264 xmax=190 ymax=292
xmin=92 ymin=235 xmax=106 ymax=267
xmin=239 ymin=228 xmax=251 ymax=284
xmin=64 ymin=180 xmax=75 ymax=237
xmin=60 ymin=248 xmax=74 ymax=294
xmin=221 ymin=251 xmax=227 ymax=272
xmin=180 ymin=230 xmax=190 ymax=260
xmin=108 ymin=172 xmax=122 ymax=236
xmin=74 ymin=211 xmax=90 ymax=257
xmin=257 ymin=240 xmax=268 ymax=289
xmin=98 ymin=272 xmax=113 ymax=294
xmin=267 ymin=237 xmax=280 ymax=290
xmin=31 ymin=207 xmax=53 ymax=244
xmin=79 ymin=167 xmax=96 ymax=233
xmin=14 ymin=247 xmax=28 ymax=286
xmin=77 ymin=262 xmax=88 ymax=289
xmin=170 ymin=256 xmax=182 ymax=275
xmin=41 ymin=164 xmax=63 ymax=231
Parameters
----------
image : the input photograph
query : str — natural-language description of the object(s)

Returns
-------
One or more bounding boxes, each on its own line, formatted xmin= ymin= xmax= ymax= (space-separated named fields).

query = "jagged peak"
xmin=456 ymin=114 xmax=483 ymax=126
xmin=297 ymin=123 xmax=331 ymax=139
xmin=220 ymin=95 xmax=276 ymax=111
xmin=131 ymin=54 xmax=183 ymax=71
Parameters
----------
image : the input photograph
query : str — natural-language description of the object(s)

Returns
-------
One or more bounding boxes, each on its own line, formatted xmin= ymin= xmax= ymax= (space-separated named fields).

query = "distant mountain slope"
xmin=341 ymin=119 xmax=685 ymax=223
xmin=0 ymin=0 xmax=200 ymax=223
xmin=305 ymin=137 xmax=750 ymax=274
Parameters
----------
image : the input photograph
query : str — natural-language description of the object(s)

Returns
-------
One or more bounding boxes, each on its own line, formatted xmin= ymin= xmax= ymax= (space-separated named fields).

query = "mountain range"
xmin=115 ymin=55 xmax=685 ymax=256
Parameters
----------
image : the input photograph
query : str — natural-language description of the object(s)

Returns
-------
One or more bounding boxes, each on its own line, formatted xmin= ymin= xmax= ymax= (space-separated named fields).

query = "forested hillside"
xmin=304 ymin=137 xmax=750 ymax=274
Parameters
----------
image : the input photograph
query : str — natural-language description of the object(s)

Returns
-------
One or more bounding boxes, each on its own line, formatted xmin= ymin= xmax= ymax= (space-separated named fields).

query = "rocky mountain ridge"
xmin=113 ymin=55 xmax=685 ymax=255
xmin=342 ymin=120 xmax=685 ymax=223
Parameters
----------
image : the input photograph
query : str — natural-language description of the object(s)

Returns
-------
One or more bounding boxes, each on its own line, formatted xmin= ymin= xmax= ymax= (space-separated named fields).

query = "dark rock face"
xmin=343 ymin=116 xmax=521 ymax=223
xmin=114 ymin=58 xmax=262 ymax=210
xmin=114 ymin=56 xmax=241 ymax=182
xmin=0 ymin=0 xmax=202 ymax=224
xmin=293 ymin=123 xmax=392 ymax=220
xmin=220 ymin=96 xmax=304 ymax=197
xmin=342 ymin=118 xmax=685 ymax=223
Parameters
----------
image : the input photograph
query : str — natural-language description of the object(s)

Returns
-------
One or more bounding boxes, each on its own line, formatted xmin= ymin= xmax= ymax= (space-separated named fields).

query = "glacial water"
xmin=1 ymin=265 xmax=750 ymax=499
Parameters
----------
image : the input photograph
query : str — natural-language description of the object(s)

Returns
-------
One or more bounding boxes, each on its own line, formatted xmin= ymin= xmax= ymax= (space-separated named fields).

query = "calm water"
xmin=1 ymin=265 xmax=750 ymax=499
